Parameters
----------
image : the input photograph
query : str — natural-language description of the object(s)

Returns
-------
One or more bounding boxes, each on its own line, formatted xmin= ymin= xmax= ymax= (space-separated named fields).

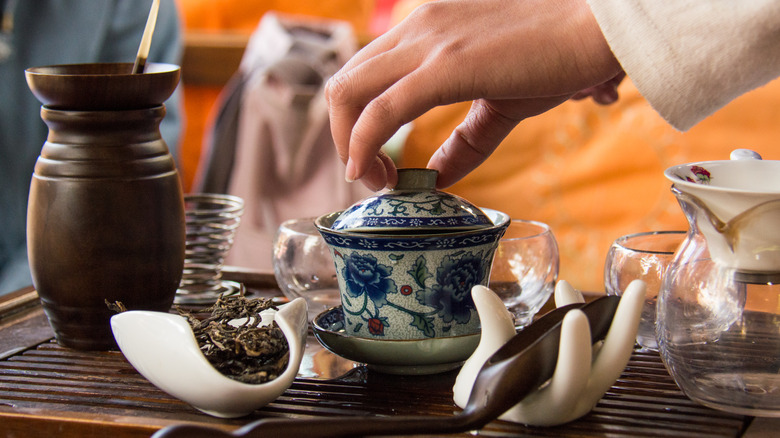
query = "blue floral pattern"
xmin=342 ymin=253 xmax=397 ymax=308
xmin=418 ymin=253 xmax=483 ymax=324
xmin=337 ymin=249 xmax=486 ymax=338
xmin=330 ymin=189 xmax=492 ymax=231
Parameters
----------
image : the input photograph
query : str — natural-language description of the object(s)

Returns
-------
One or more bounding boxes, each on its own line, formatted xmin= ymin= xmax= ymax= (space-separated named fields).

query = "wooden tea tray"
xmin=0 ymin=271 xmax=755 ymax=437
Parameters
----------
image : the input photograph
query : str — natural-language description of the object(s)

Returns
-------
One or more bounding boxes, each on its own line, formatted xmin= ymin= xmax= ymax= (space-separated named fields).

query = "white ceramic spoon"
xmin=110 ymin=297 xmax=308 ymax=418
xmin=454 ymin=280 xmax=645 ymax=426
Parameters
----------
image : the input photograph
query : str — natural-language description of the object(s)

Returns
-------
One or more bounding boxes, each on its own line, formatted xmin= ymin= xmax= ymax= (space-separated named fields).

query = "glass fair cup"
xmin=273 ymin=218 xmax=341 ymax=320
xmin=489 ymin=220 xmax=559 ymax=328
xmin=604 ymin=230 xmax=685 ymax=350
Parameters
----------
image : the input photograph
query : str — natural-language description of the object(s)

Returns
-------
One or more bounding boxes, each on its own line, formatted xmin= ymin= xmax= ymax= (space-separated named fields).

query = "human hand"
xmin=326 ymin=0 xmax=622 ymax=190
xmin=570 ymin=71 xmax=626 ymax=104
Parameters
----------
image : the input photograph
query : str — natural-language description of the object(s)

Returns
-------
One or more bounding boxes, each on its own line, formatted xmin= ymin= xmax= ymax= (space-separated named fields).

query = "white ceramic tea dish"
xmin=453 ymin=281 xmax=645 ymax=426
xmin=110 ymin=298 xmax=307 ymax=418
xmin=315 ymin=168 xmax=510 ymax=341
xmin=664 ymin=149 xmax=780 ymax=272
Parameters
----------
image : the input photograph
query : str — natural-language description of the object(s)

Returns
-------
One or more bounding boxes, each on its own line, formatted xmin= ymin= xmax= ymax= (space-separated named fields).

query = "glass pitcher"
xmin=657 ymin=150 xmax=780 ymax=416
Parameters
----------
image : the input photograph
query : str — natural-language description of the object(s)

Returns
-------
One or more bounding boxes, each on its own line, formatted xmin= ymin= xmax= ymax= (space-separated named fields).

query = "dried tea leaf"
xmin=106 ymin=300 xmax=127 ymax=313
xmin=177 ymin=293 xmax=290 ymax=384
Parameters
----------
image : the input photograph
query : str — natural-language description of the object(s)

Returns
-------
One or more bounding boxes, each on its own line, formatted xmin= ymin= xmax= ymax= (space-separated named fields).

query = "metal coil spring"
xmin=176 ymin=193 xmax=244 ymax=303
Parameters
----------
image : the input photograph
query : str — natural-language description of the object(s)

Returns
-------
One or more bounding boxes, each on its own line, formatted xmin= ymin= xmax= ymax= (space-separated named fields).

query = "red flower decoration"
xmin=400 ymin=285 xmax=413 ymax=295
xmin=368 ymin=318 xmax=385 ymax=335
xmin=690 ymin=165 xmax=711 ymax=183
xmin=690 ymin=166 xmax=711 ymax=178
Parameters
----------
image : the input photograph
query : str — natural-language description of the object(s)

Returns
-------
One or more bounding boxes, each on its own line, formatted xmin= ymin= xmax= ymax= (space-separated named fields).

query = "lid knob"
xmin=395 ymin=168 xmax=437 ymax=190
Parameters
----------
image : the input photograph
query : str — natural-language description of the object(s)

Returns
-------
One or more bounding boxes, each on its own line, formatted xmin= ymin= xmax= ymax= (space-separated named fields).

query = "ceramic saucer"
xmin=312 ymin=306 xmax=480 ymax=375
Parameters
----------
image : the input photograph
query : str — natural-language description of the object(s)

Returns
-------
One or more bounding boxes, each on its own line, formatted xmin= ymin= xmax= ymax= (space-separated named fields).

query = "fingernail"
xmin=345 ymin=158 xmax=356 ymax=183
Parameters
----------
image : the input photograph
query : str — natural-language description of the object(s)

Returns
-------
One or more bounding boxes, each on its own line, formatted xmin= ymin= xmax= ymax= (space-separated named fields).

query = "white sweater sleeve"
xmin=586 ymin=0 xmax=780 ymax=131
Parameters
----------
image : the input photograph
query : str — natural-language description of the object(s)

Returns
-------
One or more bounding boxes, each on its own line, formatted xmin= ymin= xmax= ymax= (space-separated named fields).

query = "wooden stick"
xmin=132 ymin=0 xmax=161 ymax=74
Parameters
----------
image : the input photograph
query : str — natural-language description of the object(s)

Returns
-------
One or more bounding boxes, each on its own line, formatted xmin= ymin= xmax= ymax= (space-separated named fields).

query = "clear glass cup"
xmin=273 ymin=217 xmax=341 ymax=320
xmin=604 ymin=230 xmax=685 ymax=350
xmin=489 ymin=219 xmax=559 ymax=328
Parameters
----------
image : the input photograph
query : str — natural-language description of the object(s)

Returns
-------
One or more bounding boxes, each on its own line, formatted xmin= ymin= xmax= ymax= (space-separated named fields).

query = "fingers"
xmin=427 ymin=100 xmax=517 ymax=189
xmin=325 ymin=5 xmax=448 ymax=184
xmin=326 ymin=40 xmax=414 ymax=152
xmin=570 ymin=71 xmax=626 ymax=104
xmin=325 ymin=0 xmax=623 ymax=189
xmin=570 ymin=85 xmax=616 ymax=103
xmin=327 ymin=47 xmax=443 ymax=186
xmin=591 ymin=86 xmax=619 ymax=105
xmin=350 ymin=150 xmax=398 ymax=191
xmin=428 ymin=95 xmax=570 ymax=188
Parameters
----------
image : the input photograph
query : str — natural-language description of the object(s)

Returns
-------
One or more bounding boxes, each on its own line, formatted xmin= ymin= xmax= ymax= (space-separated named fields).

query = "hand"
xmin=325 ymin=0 xmax=622 ymax=190
xmin=570 ymin=71 xmax=626 ymax=104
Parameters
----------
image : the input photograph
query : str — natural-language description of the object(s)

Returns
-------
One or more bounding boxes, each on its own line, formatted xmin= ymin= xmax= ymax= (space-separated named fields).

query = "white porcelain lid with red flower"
xmin=331 ymin=168 xmax=493 ymax=234
xmin=664 ymin=149 xmax=780 ymax=221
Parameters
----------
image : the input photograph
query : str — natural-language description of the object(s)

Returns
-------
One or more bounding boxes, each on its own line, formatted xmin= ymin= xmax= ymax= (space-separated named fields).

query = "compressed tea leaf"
xmin=178 ymin=293 xmax=290 ymax=384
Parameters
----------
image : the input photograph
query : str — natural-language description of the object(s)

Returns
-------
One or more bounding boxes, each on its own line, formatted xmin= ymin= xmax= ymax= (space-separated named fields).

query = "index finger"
xmin=324 ymin=32 xmax=409 ymax=164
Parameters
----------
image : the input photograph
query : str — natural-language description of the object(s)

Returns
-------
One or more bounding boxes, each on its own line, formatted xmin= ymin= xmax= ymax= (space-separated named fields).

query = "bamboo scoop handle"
xmin=132 ymin=0 xmax=160 ymax=74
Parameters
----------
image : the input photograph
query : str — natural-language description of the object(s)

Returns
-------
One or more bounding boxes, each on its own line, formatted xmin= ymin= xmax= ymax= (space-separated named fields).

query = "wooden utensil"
xmin=132 ymin=0 xmax=160 ymax=74
xmin=152 ymin=296 xmax=621 ymax=438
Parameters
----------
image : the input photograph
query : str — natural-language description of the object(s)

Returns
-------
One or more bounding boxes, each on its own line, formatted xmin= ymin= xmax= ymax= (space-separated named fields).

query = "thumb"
xmin=428 ymin=96 xmax=569 ymax=188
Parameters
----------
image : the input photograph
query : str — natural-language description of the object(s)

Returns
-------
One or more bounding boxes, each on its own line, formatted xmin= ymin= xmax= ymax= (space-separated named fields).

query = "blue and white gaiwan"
xmin=315 ymin=168 xmax=510 ymax=340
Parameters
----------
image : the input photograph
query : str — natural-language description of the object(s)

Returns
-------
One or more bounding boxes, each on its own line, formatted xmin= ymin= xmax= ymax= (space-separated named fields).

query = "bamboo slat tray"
xmin=0 ymin=272 xmax=753 ymax=437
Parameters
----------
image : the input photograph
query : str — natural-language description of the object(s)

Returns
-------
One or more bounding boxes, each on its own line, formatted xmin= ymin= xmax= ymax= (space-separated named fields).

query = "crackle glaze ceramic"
xmin=312 ymin=306 xmax=480 ymax=375
xmin=332 ymin=168 xmax=492 ymax=233
xmin=315 ymin=168 xmax=510 ymax=340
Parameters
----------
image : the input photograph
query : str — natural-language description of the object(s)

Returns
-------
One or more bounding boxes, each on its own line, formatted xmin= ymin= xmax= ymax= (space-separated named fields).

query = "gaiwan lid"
xmin=331 ymin=168 xmax=493 ymax=233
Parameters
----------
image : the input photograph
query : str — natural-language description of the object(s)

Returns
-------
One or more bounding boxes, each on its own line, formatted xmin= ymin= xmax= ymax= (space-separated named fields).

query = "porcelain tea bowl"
xmin=664 ymin=149 xmax=780 ymax=272
xmin=315 ymin=168 xmax=510 ymax=341
xmin=110 ymin=298 xmax=307 ymax=418
xmin=25 ymin=62 xmax=180 ymax=110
